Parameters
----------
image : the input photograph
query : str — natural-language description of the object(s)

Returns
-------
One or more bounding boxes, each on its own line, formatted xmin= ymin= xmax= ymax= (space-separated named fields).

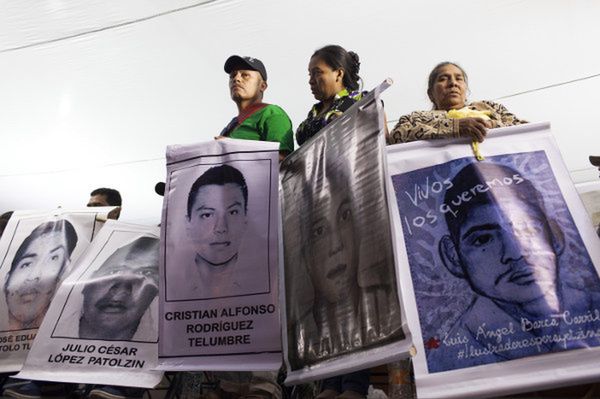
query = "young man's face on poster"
xmin=455 ymin=198 xmax=559 ymax=306
xmin=187 ymin=183 xmax=248 ymax=266
xmin=6 ymin=231 xmax=68 ymax=328
xmin=81 ymin=242 xmax=158 ymax=340
xmin=306 ymin=188 xmax=358 ymax=304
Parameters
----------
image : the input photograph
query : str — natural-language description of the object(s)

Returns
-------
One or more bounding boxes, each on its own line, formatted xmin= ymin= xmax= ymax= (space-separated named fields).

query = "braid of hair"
xmin=345 ymin=50 xmax=361 ymax=91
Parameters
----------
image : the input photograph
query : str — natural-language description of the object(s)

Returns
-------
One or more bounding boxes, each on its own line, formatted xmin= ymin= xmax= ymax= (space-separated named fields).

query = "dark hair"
xmin=187 ymin=164 xmax=248 ymax=218
xmin=6 ymin=219 xmax=78 ymax=288
xmin=0 ymin=211 xmax=13 ymax=222
xmin=443 ymin=162 xmax=546 ymax=243
xmin=311 ymin=45 xmax=361 ymax=91
xmin=427 ymin=62 xmax=468 ymax=109
xmin=90 ymin=188 xmax=122 ymax=206
xmin=0 ymin=211 xmax=14 ymax=239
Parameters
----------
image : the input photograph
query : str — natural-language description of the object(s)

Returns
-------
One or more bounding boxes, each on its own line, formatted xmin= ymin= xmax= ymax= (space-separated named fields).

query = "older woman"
xmin=389 ymin=62 xmax=526 ymax=144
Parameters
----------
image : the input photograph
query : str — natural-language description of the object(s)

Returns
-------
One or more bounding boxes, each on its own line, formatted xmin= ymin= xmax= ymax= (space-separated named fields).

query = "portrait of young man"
xmin=167 ymin=163 xmax=269 ymax=300
xmin=428 ymin=161 xmax=600 ymax=371
xmin=78 ymin=236 xmax=159 ymax=341
xmin=51 ymin=235 xmax=159 ymax=343
xmin=3 ymin=219 xmax=78 ymax=331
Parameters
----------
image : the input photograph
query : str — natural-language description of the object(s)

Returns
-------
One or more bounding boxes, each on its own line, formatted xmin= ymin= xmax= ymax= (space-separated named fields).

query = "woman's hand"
xmin=458 ymin=117 xmax=492 ymax=142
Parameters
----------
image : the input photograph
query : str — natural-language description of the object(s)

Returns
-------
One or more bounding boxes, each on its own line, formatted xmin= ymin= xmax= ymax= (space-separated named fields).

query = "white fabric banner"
xmin=280 ymin=82 xmax=412 ymax=384
xmin=0 ymin=208 xmax=107 ymax=372
xmin=158 ymin=138 xmax=281 ymax=370
xmin=387 ymin=122 xmax=600 ymax=398
xmin=17 ymin=220 xmax=162 ymax=387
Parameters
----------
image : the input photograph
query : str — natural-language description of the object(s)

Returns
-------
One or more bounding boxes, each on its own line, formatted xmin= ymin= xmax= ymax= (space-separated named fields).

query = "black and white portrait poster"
xmin=17 ymin=220 xmax=162 ymax=387
xmin=280 ymin=81 xmax=411 ymax=384
xmin=158 ymin=138 xmax=281 ymax=370
xmin=387 ymin=122 xmax=600 ymax=398
xmin=0 ymin=209 xmax=106 ymax=372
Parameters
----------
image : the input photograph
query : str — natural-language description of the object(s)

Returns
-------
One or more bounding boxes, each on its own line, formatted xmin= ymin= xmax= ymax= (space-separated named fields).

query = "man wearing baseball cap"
xmin=199 ymin=56 xmax=288 ymax=398
xmin=221 ymin=55 xmax=294 ymax=160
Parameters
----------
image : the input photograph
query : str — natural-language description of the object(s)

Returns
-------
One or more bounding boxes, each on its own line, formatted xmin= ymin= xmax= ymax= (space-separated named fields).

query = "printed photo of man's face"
xmin=80 ymin=237 xmax=159 ymax=341
xmin=5 ymin=220 xmax=77 ymax=330
xmin=186 ymin=165 xmax=248 ymax=267
xmin=455 ymin=198 xmax=559 ymax=306
xmin=440 ymin=162 xmax=565 ymax=312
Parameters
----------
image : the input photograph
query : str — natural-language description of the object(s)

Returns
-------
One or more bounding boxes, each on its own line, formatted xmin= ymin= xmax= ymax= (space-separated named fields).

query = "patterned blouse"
xmin=296 ymin=89 xmax=365 ymax=146
xmin=389 ymin=100 xmax=527 ymax=144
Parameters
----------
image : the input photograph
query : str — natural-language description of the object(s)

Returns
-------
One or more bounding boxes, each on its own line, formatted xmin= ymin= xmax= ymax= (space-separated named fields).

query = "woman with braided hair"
xmin=296 ymin=45 xmax=365 ymax=146
xmin=295 ymin=44 xmax=370 ymax=399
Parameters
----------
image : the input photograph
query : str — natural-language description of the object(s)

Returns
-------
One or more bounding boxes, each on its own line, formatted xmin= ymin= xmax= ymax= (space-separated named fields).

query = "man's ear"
xmin=260 ymin=80 xmax=268 ymax=93
xmin=108 ymin=206 xmax=120 ymax=220
xmin=439 ymin=235 xmax=465 ymax=278
xmin=548 ymin=219 xmax=565 ymax=256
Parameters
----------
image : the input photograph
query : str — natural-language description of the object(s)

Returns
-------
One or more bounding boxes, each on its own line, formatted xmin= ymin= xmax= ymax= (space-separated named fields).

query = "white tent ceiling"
xmin=1 ymin=0 xmax=599 ymax=224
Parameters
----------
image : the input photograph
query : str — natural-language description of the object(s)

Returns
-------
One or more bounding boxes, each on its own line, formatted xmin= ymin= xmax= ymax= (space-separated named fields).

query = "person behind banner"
xmin=294 ymin=45 xmax=400 ymax=399
xmin=220 ymin=55 xmax=294 ymax=161
xmin=83 ymin=188 xmax=149 ymax=399
xmin=301 ymin=171 xmax=374 ymax=399
xmin=87 ymin=187 xmax=122 ymax=220
xmin=181 ymin=164 xmax=259 ymax=299
xmin=79 ymin=236 xmax=159 ymax=341
xmin=4 ymin=219 xmax=78 ymax=330
xmin=389 ymin=62 xmax=527 ymax=144
xmin=202 ymin=55 xmax=284 ymax=399
xmin=296 ymin=44 xmax=366 ymax=146
xmin=434 ymin=162 xmax=600 ymax=371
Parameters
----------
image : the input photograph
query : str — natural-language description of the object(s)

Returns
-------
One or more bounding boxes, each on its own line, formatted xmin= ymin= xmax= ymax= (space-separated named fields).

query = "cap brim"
xmin=224 ymin=55 xmax=252 ymax=73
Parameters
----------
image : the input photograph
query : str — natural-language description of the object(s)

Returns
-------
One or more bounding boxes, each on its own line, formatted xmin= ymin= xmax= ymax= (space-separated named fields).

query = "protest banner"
xmin=17 ymin=220 xmax=162 ymax=387
xmin=158 ymin=138 xmax=281 ymax=370
xmin=280 ymin=81 xmax=412 ymax=384
xmin=387 ymin=122 xmax=600 ymax=398
xmin=0 ymin=209 xmax=107 ymax=372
